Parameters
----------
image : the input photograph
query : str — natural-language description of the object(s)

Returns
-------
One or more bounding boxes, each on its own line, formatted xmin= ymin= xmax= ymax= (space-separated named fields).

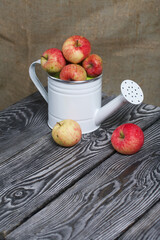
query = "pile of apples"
xmin=41 ymin=35 xmax=102 ymax=81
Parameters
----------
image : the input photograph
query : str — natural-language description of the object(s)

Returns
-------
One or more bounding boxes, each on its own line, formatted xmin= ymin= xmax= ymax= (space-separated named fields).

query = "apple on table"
xmin=111 ymin=123 xmax=144 ymax=155
xmin=52 ymin=119 xmax=82 ymax=147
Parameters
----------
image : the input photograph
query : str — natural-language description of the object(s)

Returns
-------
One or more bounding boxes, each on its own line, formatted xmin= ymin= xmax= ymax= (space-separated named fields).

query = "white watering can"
xmin=29 ymin=59 xmax=144 ymax=134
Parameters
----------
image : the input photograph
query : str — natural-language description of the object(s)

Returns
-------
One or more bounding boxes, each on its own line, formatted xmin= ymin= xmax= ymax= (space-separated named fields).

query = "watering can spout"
xmin=95 ymin=94 xmax=127 ymax=126
xmin=95 ymin=80 xmax=144 ymax=127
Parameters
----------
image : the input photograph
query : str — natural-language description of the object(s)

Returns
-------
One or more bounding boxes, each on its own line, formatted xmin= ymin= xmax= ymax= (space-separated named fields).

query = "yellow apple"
xmin=52 ymin=119 xmax=82 ymax=147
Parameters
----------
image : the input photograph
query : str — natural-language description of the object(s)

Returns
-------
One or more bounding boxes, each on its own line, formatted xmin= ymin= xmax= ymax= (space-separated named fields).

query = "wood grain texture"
xmin=118 ymin=201 xmax=160 ymax=240
xmin=0 ymin=99 xmax=159 ymax=234
xmin=0 ymin=91 xmax=49 ymax=163
xmin=6 ymin=119 xmax=160 ymax=240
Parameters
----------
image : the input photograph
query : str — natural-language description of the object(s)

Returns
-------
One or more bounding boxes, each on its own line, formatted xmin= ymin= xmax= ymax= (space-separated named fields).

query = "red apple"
xmin=62 ymin=35 xmax=91 ymax=64
xmin=111 ymin=123 xmax=144 ymax=155
xmin=60 ymin=64 xmax=87 ymax=81
xmin=52 ymin=119 xmax=82 ymax=147
xmin=41 ymin=48 xmax=66 ymax=75
xmin=82 ymin=54 xmax=103 ymax=77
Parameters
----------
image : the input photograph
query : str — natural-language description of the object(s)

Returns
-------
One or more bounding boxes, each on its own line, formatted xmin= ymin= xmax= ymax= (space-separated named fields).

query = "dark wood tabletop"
xmin=0 ymin=91 xmax=160 ymax=240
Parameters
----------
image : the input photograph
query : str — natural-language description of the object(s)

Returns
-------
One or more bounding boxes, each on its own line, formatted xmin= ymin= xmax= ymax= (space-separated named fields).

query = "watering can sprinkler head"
xmin=95 ymin=80 xmax=144 ymax=126
xmin=120 ymin=80 xmax=144 ymax=105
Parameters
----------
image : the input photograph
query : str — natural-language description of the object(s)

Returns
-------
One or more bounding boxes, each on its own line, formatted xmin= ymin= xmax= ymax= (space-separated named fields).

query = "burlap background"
xmin=0 ymin=0 xmax=159 ymax=110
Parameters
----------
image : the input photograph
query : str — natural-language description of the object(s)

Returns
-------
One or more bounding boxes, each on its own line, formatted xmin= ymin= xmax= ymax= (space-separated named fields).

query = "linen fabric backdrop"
xmin=0 ymin=0 xmax=160 ymax=110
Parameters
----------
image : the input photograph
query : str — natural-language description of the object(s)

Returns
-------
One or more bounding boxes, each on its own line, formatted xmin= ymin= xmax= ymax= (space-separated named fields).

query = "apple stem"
xmin=88 ymin=63 xmax=93 ymax=69
xmin=41 ymin=56 xmax=48 ymax=60
xmin=57 ymin=122 xmax=62 ymax=126
xmin=75 ymin=40 xmax=80 ymax=47
xmin=120 ymin=130 xmax=125 ymax=139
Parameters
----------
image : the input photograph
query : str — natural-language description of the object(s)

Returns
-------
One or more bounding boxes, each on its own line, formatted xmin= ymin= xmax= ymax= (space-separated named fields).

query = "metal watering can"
xmin=29 ymin=59 xmax=144 ymax=134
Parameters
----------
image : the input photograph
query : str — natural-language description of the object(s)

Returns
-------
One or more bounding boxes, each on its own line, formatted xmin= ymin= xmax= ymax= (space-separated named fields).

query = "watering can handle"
xmin=29 ymin=59 xmax=48 ymax=103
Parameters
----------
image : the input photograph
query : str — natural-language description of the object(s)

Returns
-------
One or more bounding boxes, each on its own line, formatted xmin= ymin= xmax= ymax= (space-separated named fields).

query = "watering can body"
xmin=47 ymin=71 xmax=102 ymax=133
xmin=29 ymin=60 xmax=143 ymax=134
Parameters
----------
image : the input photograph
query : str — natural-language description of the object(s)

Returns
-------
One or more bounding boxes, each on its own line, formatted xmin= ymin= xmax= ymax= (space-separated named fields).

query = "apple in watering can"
xmin=82 ymin=54 xmax=103 ymax=78
xmin=60 ymin=64 xmax=87 ymax=81
xmin=62 ymin=35 xmax=91 ymax=64
xmin=41 ymin=48 xmax=66 ymax=75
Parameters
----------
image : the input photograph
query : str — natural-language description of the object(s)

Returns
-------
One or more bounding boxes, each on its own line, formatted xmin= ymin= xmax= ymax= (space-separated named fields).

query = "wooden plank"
xmin=118 ymin=201 xmax=160 ymax=240
xmin=6 ymin=119 xmax=160 ymax=240
xmin=0 ymin=92 xmax=49 ymax=163
xmin=0 ymin=101 xmax=159 ymax=233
